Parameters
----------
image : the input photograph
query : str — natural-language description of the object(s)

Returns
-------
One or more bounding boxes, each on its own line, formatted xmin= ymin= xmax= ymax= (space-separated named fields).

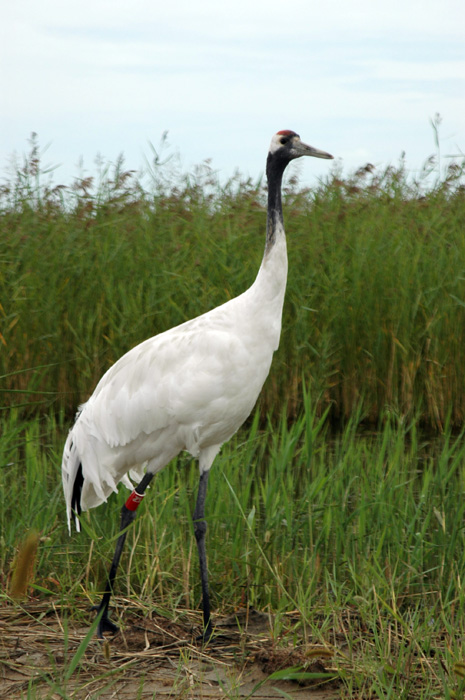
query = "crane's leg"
xmin=193 ymin=470 xmax=213 ymax=642
xmin=93 ymin=471 xmax=154 ymax=638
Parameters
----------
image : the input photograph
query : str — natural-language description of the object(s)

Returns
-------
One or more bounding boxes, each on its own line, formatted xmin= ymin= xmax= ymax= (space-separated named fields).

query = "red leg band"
xmin=125 ymin=490 xmax=145 ymax=511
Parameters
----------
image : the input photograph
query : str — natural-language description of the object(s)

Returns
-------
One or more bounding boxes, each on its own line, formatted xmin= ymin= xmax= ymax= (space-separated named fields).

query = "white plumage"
xmin=62 ymin=233 xmax=286 ymax=520
xmin=62 ymin=130 xmax=333 ymax=640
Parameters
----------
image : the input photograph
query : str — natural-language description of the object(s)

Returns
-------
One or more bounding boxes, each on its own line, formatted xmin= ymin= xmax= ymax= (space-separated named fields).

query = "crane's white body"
xmin=62 ymin=226 xmax=287 ymax=529
xmin=61 ymin=131 xmax=333 ymax=641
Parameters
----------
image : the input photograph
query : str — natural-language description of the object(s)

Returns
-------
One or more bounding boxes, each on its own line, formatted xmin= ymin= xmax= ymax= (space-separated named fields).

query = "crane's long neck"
xmin=265 ymin=153 xmax=286 ymax=254
xmin=244 ymin=152 xmax=289 ymax=349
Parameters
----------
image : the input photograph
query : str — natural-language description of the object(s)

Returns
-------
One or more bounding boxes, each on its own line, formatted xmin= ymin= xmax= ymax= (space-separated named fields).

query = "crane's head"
xmin=269 ymin=130 xmax=333 ymax=163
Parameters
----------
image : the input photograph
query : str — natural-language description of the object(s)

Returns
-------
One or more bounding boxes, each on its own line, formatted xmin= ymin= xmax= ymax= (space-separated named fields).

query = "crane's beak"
xmin=293 ymin=139 xmax=334 ymax=160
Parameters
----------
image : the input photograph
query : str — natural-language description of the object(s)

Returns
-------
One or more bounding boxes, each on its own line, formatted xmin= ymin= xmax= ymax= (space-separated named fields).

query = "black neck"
xmin=265 ymin=151 xmax=289 ymax=251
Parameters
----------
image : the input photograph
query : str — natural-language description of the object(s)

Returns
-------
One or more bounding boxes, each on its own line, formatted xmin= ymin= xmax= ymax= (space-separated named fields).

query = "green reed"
xmin=2 ymin=136 xmax=465 ymax=429
xmin=2 ymin=400 xmax=465 ymax=697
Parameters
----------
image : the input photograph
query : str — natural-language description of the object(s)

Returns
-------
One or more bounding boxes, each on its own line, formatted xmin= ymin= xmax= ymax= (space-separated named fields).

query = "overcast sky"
xmin=2 ymin=0 xmax=464 ymax=188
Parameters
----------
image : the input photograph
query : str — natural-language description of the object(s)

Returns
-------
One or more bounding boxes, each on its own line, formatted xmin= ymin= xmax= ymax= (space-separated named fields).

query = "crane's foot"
xmin=196 ymin=626 xmax=230 ymax=646
xmin=195 ymin=620 xmax=213 ymax=645
xmin=91 ymin=604 xmax=119 ymax=638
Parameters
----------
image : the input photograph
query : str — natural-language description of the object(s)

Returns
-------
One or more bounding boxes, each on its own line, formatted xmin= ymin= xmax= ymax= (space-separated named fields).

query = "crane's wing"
xmin=62 ymin=294 xmax=276 ymax=524
xmin=88 ymin=326 xmax=262 ymax=444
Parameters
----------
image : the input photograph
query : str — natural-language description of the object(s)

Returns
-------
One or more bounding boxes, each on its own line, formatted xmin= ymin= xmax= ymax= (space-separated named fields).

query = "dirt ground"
xmin=0 ymin=601 xmax=343 ymax=699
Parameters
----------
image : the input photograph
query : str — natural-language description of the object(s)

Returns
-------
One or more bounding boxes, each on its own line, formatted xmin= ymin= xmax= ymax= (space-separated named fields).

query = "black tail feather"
xmin=71 ymin=463 xmax=84 ymax=522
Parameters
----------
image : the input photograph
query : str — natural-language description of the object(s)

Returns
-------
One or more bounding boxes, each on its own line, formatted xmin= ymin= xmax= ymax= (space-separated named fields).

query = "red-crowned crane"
xmin=62 ymin=131 xmax=334 ymax=641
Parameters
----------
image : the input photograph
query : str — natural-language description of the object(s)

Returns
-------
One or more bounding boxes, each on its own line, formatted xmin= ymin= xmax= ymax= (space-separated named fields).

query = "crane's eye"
xmin=280 ymin=136 xmax=289 ymax=145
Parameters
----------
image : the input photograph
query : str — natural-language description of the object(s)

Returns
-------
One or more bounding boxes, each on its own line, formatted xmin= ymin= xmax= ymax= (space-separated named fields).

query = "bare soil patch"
xmin=0 ymin=601 xmax=342 ymax=699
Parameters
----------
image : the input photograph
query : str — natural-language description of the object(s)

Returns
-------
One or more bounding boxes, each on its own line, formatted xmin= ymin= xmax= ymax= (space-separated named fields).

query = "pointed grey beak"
xmin=294 ymin=140 xmax=334 ymax=160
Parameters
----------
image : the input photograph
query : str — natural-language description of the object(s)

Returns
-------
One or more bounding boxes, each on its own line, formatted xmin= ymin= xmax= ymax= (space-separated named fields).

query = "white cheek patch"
xmin=268 ymin=134 xmax=283 ymax=154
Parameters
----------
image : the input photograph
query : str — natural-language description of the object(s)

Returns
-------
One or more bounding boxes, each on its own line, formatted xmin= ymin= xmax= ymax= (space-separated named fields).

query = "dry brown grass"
xmin=1 ymin=600 xmax=341 ymax=699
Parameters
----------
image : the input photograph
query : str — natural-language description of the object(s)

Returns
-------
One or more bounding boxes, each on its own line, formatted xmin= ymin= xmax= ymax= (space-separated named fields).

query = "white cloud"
xmin=1 ymin=0 xmax=464 ymax=185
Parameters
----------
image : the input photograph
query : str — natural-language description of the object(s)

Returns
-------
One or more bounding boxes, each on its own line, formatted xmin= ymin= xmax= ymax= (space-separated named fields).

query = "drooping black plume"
xmin=71 ymin=462 xmax=84 ymax=522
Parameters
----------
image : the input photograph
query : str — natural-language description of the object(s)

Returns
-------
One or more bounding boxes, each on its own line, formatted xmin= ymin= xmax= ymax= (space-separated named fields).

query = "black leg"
xmin=94 ymin=471 xmax=154 ymax=638
xmin=193 ymin=470 xmax=212 ymax=642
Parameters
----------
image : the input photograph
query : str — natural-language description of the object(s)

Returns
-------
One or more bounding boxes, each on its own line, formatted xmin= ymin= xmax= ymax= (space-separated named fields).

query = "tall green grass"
xmin=3 ymin=133 xmax=465 ymax=696
xmin=2 ymin=402 xmax=465 ymax=696
xmin=2 ymin=401 xmax=465 ymax=629
xmin=2 ymin=134 xmax=465 ymax=428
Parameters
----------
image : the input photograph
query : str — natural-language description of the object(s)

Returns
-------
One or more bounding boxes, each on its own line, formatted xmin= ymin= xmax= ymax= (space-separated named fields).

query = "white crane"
xmin=62 ymin=130 xmax=333 ymax=641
